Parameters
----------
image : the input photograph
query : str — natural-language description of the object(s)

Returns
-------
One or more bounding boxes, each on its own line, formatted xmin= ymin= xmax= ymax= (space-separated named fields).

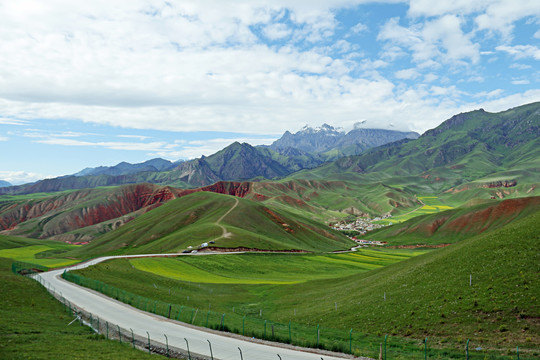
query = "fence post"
xmin=317 ymin=324 xmax=320 ymax=348
xmin=384 ymin=334 xmax=387 ymax=360
xmin=184 ymin=338 xmax=191 ymax=360
xmin=164 ymin=334 xmax=169 ymax=358
xmin=207 ymin=311 xmax=210 ymax=328
xmin=168 ymin=304 xmax=172 ymax=318
xmin=221 ymin=313 xmax=225 ymax=330
xmin=243 ymin=316 xmax=246 ymax=336
xmin=118 ymin=325 xmax=122 ymax=344
xmin=178 ymin=306 xmax=184 ymax=321
xmin=207 ymin=339 xmax=214 ymax=360
xmin=146 ymin=331 xmax=151 ymax=353
xmin=517 ymin=346 xmax=520 ymax=360
xmin=424 ymin=337 xmax=427 ymax=360
xmin=97 ymin=318 xmax=100 ymax=334
xmin=130 ymin=328 xmax=135 ymax=348
xmin=466 ymin=339 xmax=469 ymax=360
xmin=106 ymin=322 xmax=109 ymax=339
xmin=289 ymin=321 xmax=291 ymax=343
xmin=264 ymin=320 xmax=267 ymax=338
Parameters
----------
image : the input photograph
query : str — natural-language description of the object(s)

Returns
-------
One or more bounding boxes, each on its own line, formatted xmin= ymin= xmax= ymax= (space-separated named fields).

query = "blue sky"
xmin=1 ymin=0 xmax=539 ymax=184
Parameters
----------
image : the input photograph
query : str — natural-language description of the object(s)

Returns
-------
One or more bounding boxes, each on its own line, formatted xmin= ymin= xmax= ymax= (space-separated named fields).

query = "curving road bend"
xmin=36 ymin=254 xmax=362 ymax=360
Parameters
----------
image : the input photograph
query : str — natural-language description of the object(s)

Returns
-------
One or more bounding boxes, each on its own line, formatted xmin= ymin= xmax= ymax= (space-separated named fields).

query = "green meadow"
xmin=69 ymin=210 xmax=540 ymax=358
xmin=0 ymin=235 xmax=80 ymax=267
xmin=374 ymin=196 xmax=454 ymax=225
xmin=129 ymin=249 xmax=419 ymax=284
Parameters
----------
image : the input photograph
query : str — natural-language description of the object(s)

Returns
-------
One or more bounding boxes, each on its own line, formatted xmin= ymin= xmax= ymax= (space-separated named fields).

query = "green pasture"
xmin=68 ymin=210 xmax=540 ymax=358
xmin=0 ymin=237 xmax=80 ymax=267
xmin=375 ymin=196 xmax=454 ymax=225
xmin=130 ymin=249 xmax=419 ymax=285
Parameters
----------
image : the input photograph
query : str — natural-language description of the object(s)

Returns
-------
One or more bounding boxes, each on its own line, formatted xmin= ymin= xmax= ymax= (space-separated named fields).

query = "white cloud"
xmin=0 ymin=170 xmax=55 ymax=185
xmin=262 ymin=23 xmax=291 ymax=40
xmin=378 ymin=15 xmax=479 ymax=66
xmin=496 ymin=45 xmax=540 ymax=60
xmin=0 ymin=117 xmax=27 ymax=125
xmin=395 ymin=68 xmax=420 ymax=80
xmin=473 ymin=89 xmax=504 ymax=98
xmin=0 ymin=135 xmax=7 ymax=141
xmin=535 ymin=30 xmax=540 ymax=39
xmin=350 ymin=22 xmax=368 ymax=34
xmin=511 ymin=79 xmax=530 ymax=85
xmin=475 ymin=1 xmax=540 ymax=39
xmin=117 ymin=134 xmax=151 ymax=141
xmin=510 ymin=63 xmax=532 ymax=70
xmin=408 ymin=0 xmax=491 ymax=17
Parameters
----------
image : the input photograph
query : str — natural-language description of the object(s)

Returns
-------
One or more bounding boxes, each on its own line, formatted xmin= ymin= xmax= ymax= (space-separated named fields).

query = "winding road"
xmin=36 ymin=253 xmax=363 ymax=360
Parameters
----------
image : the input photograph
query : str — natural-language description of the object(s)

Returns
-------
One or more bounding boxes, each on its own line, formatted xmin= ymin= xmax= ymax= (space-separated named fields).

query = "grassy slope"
xmin=71 ymin=210 xmax=539 ymax=355
xmin=0 ymin=235 xmax=80 ymax=267
xmin=368 ymin=196 xmax=540 ymax=245
xmin=250 ymin=178 xmax=421 ymax=220
xmin=67 ymin=191 xmax=354 ymax=258
xmin=272 ymin=209 xmax=540 ymax=351
xmin=0 ymin=257 xmax=156 ymax=360
xmin=288 ymin=103 xmax=540 ymax=209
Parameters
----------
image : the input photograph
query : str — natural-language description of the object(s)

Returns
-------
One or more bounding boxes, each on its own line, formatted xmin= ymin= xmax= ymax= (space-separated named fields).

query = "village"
xmin=330 ymin=215 xmax=392 ymax=246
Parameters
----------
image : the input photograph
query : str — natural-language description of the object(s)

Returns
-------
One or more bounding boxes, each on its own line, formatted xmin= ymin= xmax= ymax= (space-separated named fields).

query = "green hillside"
xmin=67 ymin=208 xmax=540 ymax=357
xmin=368 ymin=196 xmax=540 ymax=245
xmin=272 ymin=209 xmax=540 ymax=351
xmin=292 ymin=102 xmax=540 ymax=206
xmin=67 ymin=191 xmax=354 ymax=258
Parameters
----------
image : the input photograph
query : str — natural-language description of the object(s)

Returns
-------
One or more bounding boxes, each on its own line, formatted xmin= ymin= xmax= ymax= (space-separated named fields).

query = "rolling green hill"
xmin=292 ymin=102 xmax=540 ymax=205
xmin=368 ymin=196 xmax=540 ymax=245
xmin=66 ymin=191 xmax=354 ymax=258
xmin=68 ymin=207 xmax=540 ymax=357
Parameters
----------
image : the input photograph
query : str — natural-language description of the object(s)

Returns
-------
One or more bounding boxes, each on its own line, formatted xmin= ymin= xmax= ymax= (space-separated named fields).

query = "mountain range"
xmin=0 ymin=126 xmax=419 ymax=194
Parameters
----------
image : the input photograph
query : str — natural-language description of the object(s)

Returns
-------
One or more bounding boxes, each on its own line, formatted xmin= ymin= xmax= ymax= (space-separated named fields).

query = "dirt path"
xmin=397 ymin=195 xmax=426 ymax=219
xmin=212 ymin=197 xmax=239 ymax=241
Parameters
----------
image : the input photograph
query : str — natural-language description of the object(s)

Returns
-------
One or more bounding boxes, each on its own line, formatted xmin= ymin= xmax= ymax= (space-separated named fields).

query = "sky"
xmin=1 ymin=0 xmax=539 ymax=185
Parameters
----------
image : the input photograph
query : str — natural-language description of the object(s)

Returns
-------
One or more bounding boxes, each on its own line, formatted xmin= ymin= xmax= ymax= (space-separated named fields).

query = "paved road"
xmin=37 ymin=254 xmax=361 ymax=360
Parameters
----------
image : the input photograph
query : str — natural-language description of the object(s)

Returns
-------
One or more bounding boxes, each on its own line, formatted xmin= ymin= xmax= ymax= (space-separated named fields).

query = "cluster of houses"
xmin=330 ymin=216 xmax=390 ymax=245
xmin=331 ymin=216 xmax=390 ymax=234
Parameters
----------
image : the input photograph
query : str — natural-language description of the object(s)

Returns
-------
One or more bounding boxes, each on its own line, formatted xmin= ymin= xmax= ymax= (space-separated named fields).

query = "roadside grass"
xmin=0 ymin=257 xmax=158 ymax=360
xmin=68 ymin=211 xmax=540 ymax=358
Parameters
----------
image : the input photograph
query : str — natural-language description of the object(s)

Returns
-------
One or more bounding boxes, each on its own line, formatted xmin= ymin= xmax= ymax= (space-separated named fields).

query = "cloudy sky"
xmin=1 ymin=0 xmax=539 ymax=184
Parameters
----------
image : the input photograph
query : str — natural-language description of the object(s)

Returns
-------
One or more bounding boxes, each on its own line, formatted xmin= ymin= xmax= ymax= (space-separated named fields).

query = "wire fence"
xmin=12 ymin=261 xmax=534 ymax=360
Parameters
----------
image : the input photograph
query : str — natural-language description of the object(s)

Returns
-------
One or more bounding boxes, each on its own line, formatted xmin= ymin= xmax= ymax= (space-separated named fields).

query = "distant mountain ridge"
xmin=1 ymin=101 xmax=538 ymax=197
xmin=75 ymin=158 xmax=178 ymax=177
xmin=0 ymin=180 xmax=11 ymax=188
xmin=1 ymin=125 xmax=417 ymax=194
xmin=268 ymin=124 xmax=419 ymax=155
xmin=298 ymin=101 xmax=540 ymax=201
